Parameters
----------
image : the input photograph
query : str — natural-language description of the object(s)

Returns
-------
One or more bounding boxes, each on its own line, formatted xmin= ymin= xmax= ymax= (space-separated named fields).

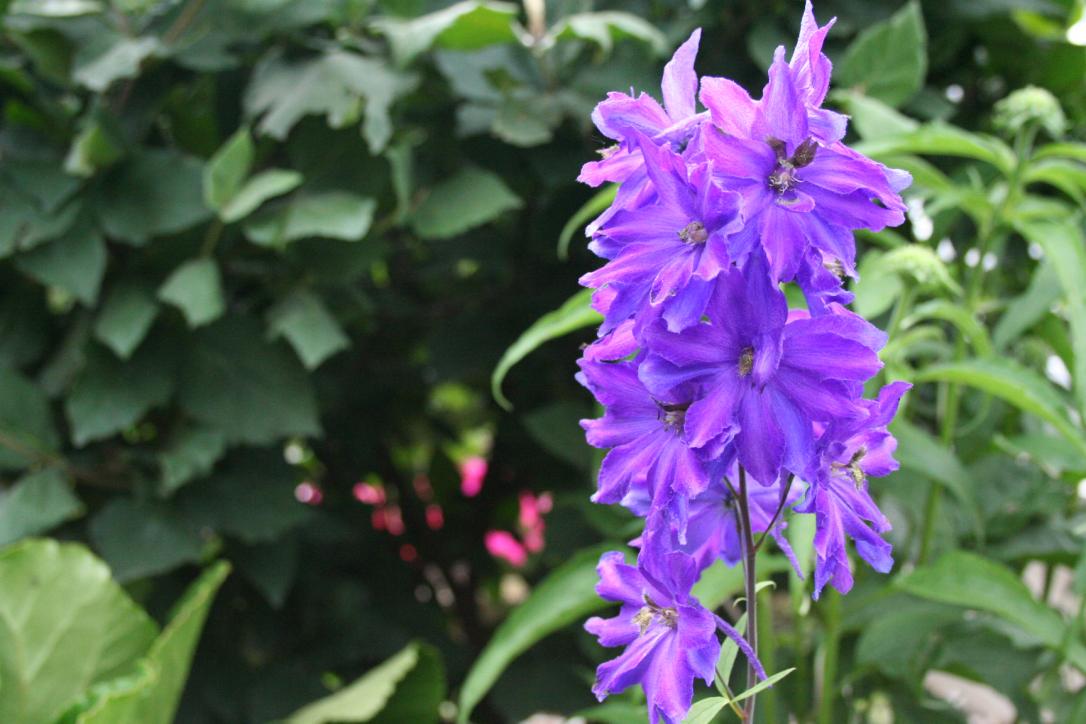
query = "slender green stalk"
xmin=756 ymin=586 xmax=777 ymax=723
xmin=816 ymin=590 xmax=841 ymax=724
xmin=736 ymin=466 xmax=760 ymax=720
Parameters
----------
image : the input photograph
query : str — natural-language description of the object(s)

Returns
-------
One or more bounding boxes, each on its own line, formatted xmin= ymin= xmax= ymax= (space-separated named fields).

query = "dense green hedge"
xmin=1 ymin=0 xmax=1085 ymax=722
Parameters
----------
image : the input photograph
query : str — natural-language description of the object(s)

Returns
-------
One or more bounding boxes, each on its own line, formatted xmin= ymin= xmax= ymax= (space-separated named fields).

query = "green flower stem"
xmin=816 ymin=589 xmax=841 ymax=724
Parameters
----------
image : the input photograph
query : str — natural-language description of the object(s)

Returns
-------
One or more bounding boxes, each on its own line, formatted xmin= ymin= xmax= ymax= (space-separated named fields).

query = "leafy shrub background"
xmin=1 ymin=0 xmax=1085 ymax=721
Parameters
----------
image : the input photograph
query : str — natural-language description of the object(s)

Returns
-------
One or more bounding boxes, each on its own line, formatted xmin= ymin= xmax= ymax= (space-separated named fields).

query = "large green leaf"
xmin=853 ymin=124 xmax=1016 ymax=176
xmin=411 ymin=166 xmax=521 ymax=240
xmin=15 ymin=222 xmax=107 ymax=305
xmin=551 ymin=12 xmax=667 ymax=55
xmin=373 ymin=1 xmax=519 ymax=65
xmin=89 ymin=498 xmax=204 ymax=581
xmin=203 ymin=128 xmax=254 ymax=212
xmin=1012 ymin=217 xmax=1086 ymax=417
xmin=73 ymin=34 xmax=158 ymax=92
xmin=178 ymin=315 xmax=320 ymax=444
xmin=266 ymin=289 xmax=350 ymax=369
xmin=456 ymin=545 xmax=616 ymax=723
xmin=0 ymin=539 xmax=158 ymax=723
xmin=899 ymin=551 xmax=1086 ymax=670
xmin=914 ymin=357 xmax=1086 ymax=458
xmin=288 ymin=642 xmax=445 ymax=724
xmin=93 ymin=282 xmax=159 ymax=360
xmin=244 ymin=192 xmax=376 ymax=247
xmin=158 ymin=426 xmax=227 ymax=496
xmin=0 ymin=467 xmax=83 ymax=545
xmin=492 ymin=287 xmax=601 ymax=410
xmin=836 ymin=1 xmax=927 ymax=107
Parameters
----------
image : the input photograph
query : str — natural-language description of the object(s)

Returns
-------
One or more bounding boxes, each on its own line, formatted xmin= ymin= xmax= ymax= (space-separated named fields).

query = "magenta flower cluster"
xmin=576 ymin=4 xmax=912 ymax=722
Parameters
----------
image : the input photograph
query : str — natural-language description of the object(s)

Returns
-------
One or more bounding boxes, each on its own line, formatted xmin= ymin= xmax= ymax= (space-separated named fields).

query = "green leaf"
xmin=60 ymin=660 xmax=158 ymax=724
xmin=0 ymin=467 xmax=83 ymax=545
xmin=98 ymin=150 xmax=212 ymax=244
xmin=244 ymin=192 xmax=376 ymax=247
xmin=994 ymin=261 xmax=1061 ymax=350
xmin=1024 ymin=159 xmax=1086 ymax=205
xmin=492 ymin=95 xmax=559 ymax=147
xmin=220 ymin=169 xmax=303 ymax=223
xmin=179 ymin=315 xmax=320 ymax=444
xmin=853 ymin=245 xmax=961 ymax=318
xmin=729 ymin=668 xmax=795 ymax=704
xmin=157 ymin=258 xmax=226 ymax=329
xmin=890 ymin=418 xmax=983 ymax=540
xmin=899 ymin=551 xmax=1086 ymax=669
xmin=836 ymin=2 xmax=926 ymax=107
xmin=853 ymin=123 xmax=1016 ymax=176
xmin=855 ymin=602 xmax=960 ymax=679
xmin=682 ymin=697 xmax=728 ymax=724
xmin=373 ymin=1 xmax=519 ymax=65
xmin=10 ymin=0 xmax=103 ymax=16
xmin=552 ymin=12 xmax=667 ymax=55
xmin=904 ymin=300 xmax=992 ymax=356
xmin=128 ymin=561 xmax=231 ymax=724
xmin=65 ymin=341 xmax=175 ymax=446
xmin=73 ymin=35 xmax=159 ymax=92
xmin=65 ymin=121 xmax=125 ymax=178
xmin=267 ymin=289 xmax=350 ymax=369
xmin=245 ymin=49 xmax=418 ymax=153
xmin=0 ymin=366 xmax=60 ymax=470
xmin=456 ymin=545 xmax=616 ymax=723
xmin=411 ymin=166 xmax=521 ymax=240
xmin=0 ymin=539 xmax=158 ymax=724
xmin=203 ymin=128 xmax=254 ymax=212
xmin=288 ymin=642 xmax=444 ymax=724
xmin=89 ymin=498 xmax=204 ymax=581
xmin=93 ymin=282 xmax=159 ymax=359
xmin=234 ymin=537 xmax=298 ymax=609
xmin=492 ymin=287 xmax=601 ymax=410
xmin=158 ymin=426 xmax=227 ymax=496
xmin=574 ymin=702 xmax=650 ymax=724
xmin=1012 ymin=217 xmax=1086 ymax=417
xmin=558 ymin=185 xmax=617 ymax=260
xmin=16 ymin=224 xmax=107 ymax=305
xmin=832 ymin=91 xmax=919 ymax=140
xmin=693 ymin=556 xmax=792 ymax=610
xmin=914 ymin=357 xmax=1086 ymax=459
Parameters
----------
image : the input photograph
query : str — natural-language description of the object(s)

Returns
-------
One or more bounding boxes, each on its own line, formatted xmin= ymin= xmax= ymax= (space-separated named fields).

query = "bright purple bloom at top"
xmin=640 ymin=254 xmax=886 ymax=487
xmin=580 ymin=29 xmax=706 ymax=189
xmin=582 ymin=134 xmax=742 ymax=334
xmin=585 ymin=549 xmax=721 ymax=724
xmin=796 ymin=381 xmax=910 ymax=597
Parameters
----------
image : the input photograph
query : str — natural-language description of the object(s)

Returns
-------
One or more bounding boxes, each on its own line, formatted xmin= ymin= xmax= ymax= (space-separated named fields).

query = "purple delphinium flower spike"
xmin=796 ymin=381 xmax=911 ymax=597
xmin=582 ymin=133 xmax=743 ymax=334
xmin=578 ymin=356 xmax=715 ymax=505
xmin=639 ymin=252 xmax=885 ymax=486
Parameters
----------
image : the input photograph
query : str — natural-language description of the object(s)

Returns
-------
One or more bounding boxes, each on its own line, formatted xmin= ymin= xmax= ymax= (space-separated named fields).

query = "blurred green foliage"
xmin=0 ymin=0 xmax=1085 ymax=721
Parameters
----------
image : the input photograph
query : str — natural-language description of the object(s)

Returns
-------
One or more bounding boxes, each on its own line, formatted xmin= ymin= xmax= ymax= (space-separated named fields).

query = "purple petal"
xmin=700 ymin=76 xmax=757 ymax=137
xmin=754 ymin=47 xmax=809 ymax=147
xmin=737 ymin=392 xmax=784 ymax=486
xmin=661 ymin=29 xmax=701 ymax=122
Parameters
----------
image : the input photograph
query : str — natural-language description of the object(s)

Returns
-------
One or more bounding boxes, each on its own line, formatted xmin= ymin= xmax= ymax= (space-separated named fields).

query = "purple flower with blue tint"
xmin=586 ymin=547 xmax=762 ymax=724
xmin=582 ymin=134 xmax=742 ymax=334
xmin=640 ymin=253 xmax=885 ymax=486
xmin=796 ymin=381 xmax=910 ymax=597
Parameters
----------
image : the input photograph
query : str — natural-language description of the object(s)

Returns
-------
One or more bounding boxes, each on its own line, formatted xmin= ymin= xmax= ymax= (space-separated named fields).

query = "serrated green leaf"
xmin=158 ymin=258 xmax=225 ymax=329
xmin=411 ymin=166 xmax=521 ymax=240
xmin=98 ymin=150 xmax=212 ymax=245
xmin=65 ymin=121 xmax=125 ymax=178
xmin=833 ymin=91 xmax=919 ymax=140
xmin=60 ymin=660 xmax=158 ymax=724
xmin=203 ymin=128 xmax=254 ymax=211
xmin=914 ymin=357 xmax=1086 ymax=458
xmin=73 ymin=34 xmax=159 ymax=92
xmin=836 ymin=2 xmax=926 ymax=107
xmin=89 ymin=498 xmax=204 ymax=581
xmin=16 ymin=223 xmax=107 ymax=305
xmin=93 ymin=282 xmax=158 ymax=359
xmin=65 ymin=340 xmax=175 ymax=446
xmin=244 ymin=192 xmax=376 ymax=247
xmin=456 ymin=545 xmax=617 ymax=723
xmin=0 ymin=539 xmax=158 ymax=723
xmin=220 ymin=169 xmax=302 ymax=223
xmin=179 ymin=315 xmax=320 ymax=444
xmin=0 ymin=366 xmax=60 ymax=470
xmin=491 ymin=287 xmax=600 ymax=410
xmin=372 ymin=1 xmax=519 ymax=65
xmin=267 ymin=289 xmax=349 ymax=369
xmin=10 ymin=0 xmax=103 ymax=16
xmin=0 ymin=467 xmax=83 ymax=545
xmin=899 ymin=551 xmax=1086 ymax=669
xmin=553 ymin=12 xmax=668 ymax=55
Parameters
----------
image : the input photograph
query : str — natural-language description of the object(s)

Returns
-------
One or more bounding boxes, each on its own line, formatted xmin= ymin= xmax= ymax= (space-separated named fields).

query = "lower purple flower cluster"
xmin=575 ymin=4 xmax=912 ymax=722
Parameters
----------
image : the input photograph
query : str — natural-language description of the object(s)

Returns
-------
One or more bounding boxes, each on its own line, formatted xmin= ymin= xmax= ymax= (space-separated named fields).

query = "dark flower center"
xmin=678 ymin=221 xmax=708 ymax=245
xmin=633 ymin=593 xmax=678 ymax=635
xmin=738 ymin=347 xmax=755 ymax=377
xmin=658 ymin=401 xmax=689 ymax=434
xmin=767 ymin=137 xmax=818 ymax=194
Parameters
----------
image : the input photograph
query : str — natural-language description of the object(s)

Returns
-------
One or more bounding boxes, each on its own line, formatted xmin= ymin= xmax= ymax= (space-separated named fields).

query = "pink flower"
xmin=485 ymin=530 xmax=528 ymax=567
xmin=460 ymin=456 xmax=488 ymax=497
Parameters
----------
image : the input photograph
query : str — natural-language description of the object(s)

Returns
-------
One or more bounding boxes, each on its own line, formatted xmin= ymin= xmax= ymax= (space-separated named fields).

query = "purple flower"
xmin=695 ymin=42 xmax=908 ymax=299
xmin=587 ymin=547 xmax=748 ymax=724
xmin=578 ymin=356 xmax=715 ymax=506
xmin=579 ymin=29 xmax=706 ymax=189
xmin=795 ymin=381 xmax=911 ymax=597
xmin=640 ymin=254 xmax=885 ymax=487
xmin=581 ymin=134 xmax=742 ymax=334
